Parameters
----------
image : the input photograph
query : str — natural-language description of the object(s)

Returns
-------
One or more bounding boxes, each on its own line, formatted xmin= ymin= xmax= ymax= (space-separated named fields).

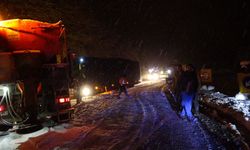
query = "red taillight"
xmin=0 ymin=105 xmax=5 ymax=112
xmin=58 ymin=97 xmax=70 ymax=104
xmin=59 ymin=98 xmax=65 ymax=103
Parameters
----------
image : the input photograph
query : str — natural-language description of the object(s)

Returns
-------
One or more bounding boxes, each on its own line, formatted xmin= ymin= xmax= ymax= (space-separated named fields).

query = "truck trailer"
xmin=69 ymin=55 xmax=141 ymax=98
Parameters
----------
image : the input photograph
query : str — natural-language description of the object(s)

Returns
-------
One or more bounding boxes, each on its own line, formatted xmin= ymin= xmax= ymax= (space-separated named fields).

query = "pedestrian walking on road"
xmin=117 ymin=74 xmax=129 ymax=98
xmin=179 ymin=64 xmax=199 ymax=121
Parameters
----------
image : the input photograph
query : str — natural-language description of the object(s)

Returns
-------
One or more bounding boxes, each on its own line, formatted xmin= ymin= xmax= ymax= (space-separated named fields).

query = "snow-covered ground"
xmin=0 ymin=123 xmax=75 ymax=149
xmin=0 ymin=80 xmax=226 ymax=150
xmin=0 ymin=81 xmax=163 ymax=150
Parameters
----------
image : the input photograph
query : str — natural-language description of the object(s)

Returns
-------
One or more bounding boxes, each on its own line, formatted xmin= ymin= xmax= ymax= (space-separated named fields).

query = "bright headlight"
xmin=167 ymin=69 xmax=172 ymax=75
xmin=81 ymin=86 xmax=92 ymax=96
xmin=79 ymin=57 xmax=84 ymax=64
xmin=148 ymin=68 xmax=154 ymax=73
xmin=147 ymin=73 xmax=159 ymax=81
xmin=152 ymin=73 xmax=159 ymax=80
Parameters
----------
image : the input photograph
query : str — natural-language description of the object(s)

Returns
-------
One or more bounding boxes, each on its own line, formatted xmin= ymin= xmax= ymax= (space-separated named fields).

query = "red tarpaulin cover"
xmin=0 ymin=19 xmax=65 ymax=60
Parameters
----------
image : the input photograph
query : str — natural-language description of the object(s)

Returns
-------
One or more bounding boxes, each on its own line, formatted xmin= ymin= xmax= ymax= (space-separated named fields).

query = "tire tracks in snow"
xmin=130 ymin=91 xmax=170 ymax=149
xmin=124 ymin=93 xmax=157 ymax=149
xmin=111 ymin=86 xmax=166 ymax=150
xmin=64 ymin=81 xmax=169 ymax=149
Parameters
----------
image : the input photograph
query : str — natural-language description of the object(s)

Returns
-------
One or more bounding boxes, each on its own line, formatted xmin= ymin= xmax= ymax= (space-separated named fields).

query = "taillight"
xmin=58 ymin=97 xmax=70 ymax=104
xmin=0 ymin=105 xmax=5 ymax=112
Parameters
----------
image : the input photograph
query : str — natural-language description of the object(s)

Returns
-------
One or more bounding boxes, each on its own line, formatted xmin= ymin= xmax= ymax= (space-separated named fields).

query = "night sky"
xmin=1 ymin=0 xmax=250 ymax=68
xmin=87 ymin=0 xmax=250 ymax=68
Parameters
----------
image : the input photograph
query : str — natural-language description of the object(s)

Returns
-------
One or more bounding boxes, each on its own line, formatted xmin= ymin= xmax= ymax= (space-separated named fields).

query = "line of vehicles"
xmin=0 ymin=19 xmax=140 ymax=132
xmin=69 ymin=55 xmax=140 ymax=97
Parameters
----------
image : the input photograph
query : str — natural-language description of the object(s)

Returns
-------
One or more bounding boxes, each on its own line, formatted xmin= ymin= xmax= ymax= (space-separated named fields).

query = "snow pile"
xmin=0 ymin=127 xmax=49 ymax=149
xmin=200 ymin=85 xmax=215 ymax=91
xmin=200 ymin=92 xmax=250 ymax=118
xmin=199 ymin=91 xmax=250 ymax=147
xmin=0 ymin=123 xmax=73 ymax=149
xmin=50 ymin=123 xmax=73 ymax=133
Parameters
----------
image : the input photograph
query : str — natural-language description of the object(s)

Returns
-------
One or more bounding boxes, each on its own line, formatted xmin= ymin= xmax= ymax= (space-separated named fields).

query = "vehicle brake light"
xmin=58 ymin=97 xmax=70 ymax=104
xmin=0 ymin=105 xmax=5 ymax=112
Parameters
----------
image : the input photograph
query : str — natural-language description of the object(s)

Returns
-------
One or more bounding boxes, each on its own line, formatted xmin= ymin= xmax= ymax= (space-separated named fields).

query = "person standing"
xmin=117 ymin=74 xmax=129 ymax=98
xmin=173 ymin=64 xmax=184 ymax=107
xmin=179 ymin=64 xmax=199 ymax=121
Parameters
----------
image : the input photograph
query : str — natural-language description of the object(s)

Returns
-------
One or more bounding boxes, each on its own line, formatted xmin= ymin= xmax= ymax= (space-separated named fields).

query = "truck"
xmin=69 ymin=55 xmax=141 ymax=98
xmin=0 ymin=19 xmax=72 ymax=132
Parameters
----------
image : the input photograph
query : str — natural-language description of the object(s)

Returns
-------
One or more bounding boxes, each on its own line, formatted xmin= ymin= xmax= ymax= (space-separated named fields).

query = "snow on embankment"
xmin=198 ymin=91 xmax=250 ymax=146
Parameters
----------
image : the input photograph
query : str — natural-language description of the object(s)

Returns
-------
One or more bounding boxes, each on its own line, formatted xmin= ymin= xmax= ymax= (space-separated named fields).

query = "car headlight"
xmin=167 ymin=69 xmax=172 ymax=75
xmin=147 ymin=73 xmax=159 ymax=81
xmin=81 ymin=86 xmax=92 ymax=96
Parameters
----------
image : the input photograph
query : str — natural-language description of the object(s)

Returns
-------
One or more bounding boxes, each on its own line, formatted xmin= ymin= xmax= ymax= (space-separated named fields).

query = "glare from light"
xmin=147 ymin=74 xmax=152 ymax=80
xmin=0 ymin=86 xmax=9 ymax=96
xmin=160 ymin=71 xmax=164 ymax=74
xmin=245 ymin=117 xmax=249 ymax=121
xmin=235 ymin=93 xmax=247 ymax=100
xmin=95 ymin=86 xmax=99 ymax=90
xmin=148 ymin=68 xmax=154 ymax=73
xmin=167 ymin=69 xmax=172 ymax=74
xmin=59 ymin=98 xmax=65 ymax=103
xmin=147 ymin=73 xmax=159 ymax=81
xmin=81 ymin=86 xmax=92 ymax=96
xmin=0 ymin=105 xmax=5 ymax=112
xmin=153 ymin=73 xmax=159 ymax=80
xmin=3 ymin=86 xmax=9 ymax=93
xmin=79 ymin=57 xmax=84 ymax=63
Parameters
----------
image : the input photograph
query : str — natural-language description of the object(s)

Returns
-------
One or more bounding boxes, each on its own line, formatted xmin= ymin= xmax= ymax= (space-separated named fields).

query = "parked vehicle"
xmin=69 ymin=55 xmax=141 ymax=97
xmin=0 ymin=19 xmax=72 ymax=131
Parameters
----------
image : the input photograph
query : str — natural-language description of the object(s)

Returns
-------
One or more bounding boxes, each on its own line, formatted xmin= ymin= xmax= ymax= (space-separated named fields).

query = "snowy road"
xmin=19 ymin=80 xmax=224 ymax=150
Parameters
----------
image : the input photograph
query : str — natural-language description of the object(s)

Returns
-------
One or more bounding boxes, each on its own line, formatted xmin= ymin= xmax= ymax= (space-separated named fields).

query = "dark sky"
xmin=1 ymin=0 xmax=250 ymax=68
xmin=86 ymin=0 xmax=250 ymax=67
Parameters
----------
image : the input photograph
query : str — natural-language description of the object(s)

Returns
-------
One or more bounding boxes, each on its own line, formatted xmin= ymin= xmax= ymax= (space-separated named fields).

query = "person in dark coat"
xmin=173 ymin=64 xmax=184 ymax=104
xmin=117 ymin=74 xmax=129 ymax=98
xmin=179 ymin=64 xmax=199 ymax=120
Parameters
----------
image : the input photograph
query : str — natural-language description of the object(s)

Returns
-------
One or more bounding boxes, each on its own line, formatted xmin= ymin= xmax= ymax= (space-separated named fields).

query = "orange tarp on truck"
xmin=0 ymin=19 xmax=66 ymax=61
